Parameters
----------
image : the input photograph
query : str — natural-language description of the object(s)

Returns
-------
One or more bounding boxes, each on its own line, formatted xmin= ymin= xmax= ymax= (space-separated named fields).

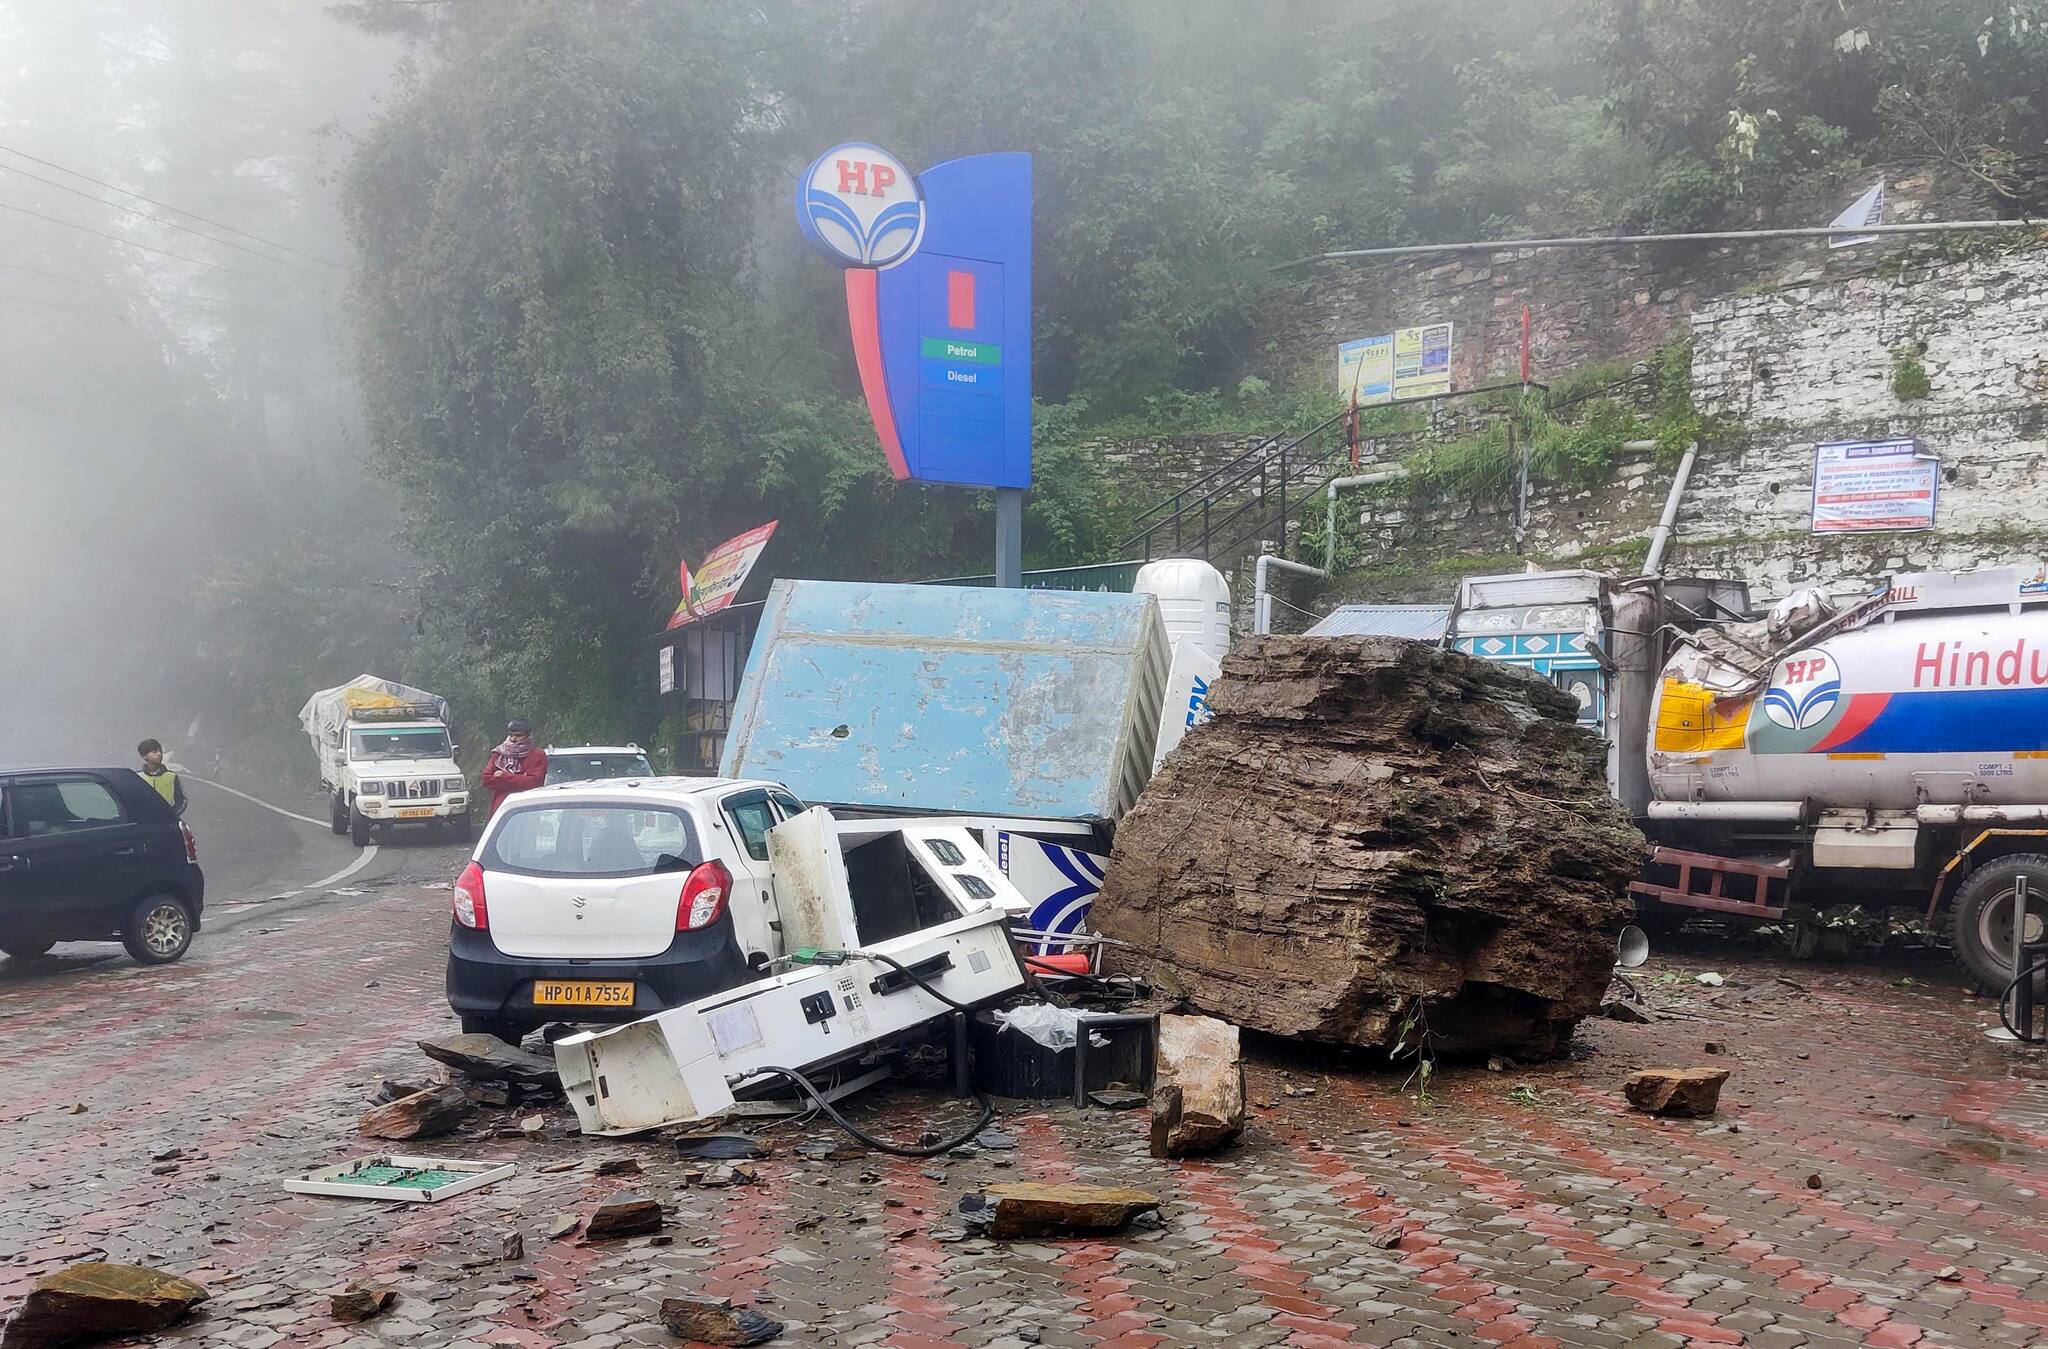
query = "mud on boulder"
xmin=1092 ymin=635 xmax=1644 ymax=1061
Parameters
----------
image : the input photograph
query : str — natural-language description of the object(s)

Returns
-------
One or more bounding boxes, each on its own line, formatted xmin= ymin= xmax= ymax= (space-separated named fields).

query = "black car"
xmin=0 ymin=766 xmax=206 ymax=964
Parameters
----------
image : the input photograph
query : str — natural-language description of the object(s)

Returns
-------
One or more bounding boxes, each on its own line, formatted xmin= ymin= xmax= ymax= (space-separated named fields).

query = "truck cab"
xmin=324 ymin=706 xmax=470 ymax=846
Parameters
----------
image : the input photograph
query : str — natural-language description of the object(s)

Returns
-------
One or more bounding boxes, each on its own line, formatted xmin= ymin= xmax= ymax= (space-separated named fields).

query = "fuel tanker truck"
xmin=1446 ymin=564 xmax=2048 ymax=992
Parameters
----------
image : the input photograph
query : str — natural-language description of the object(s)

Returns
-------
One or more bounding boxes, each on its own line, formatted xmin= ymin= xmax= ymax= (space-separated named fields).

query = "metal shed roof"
xmin=1303 ymin=603 xmax=1452 ymax=640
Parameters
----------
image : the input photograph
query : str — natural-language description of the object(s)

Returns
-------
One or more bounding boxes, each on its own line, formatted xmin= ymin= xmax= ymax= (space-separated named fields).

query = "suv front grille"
xmin=386 ymin=780 xmax=438 ymax=800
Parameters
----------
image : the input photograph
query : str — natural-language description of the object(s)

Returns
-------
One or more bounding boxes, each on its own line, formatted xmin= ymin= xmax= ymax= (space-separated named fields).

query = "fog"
xmin=0 ymin=2 xmax=406 ymax=767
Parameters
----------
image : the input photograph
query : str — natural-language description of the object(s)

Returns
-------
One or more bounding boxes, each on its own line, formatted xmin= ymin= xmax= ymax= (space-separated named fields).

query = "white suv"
xmin=444 ymin=776 xmax=806 ymax=1044
xmin=543 ymin=745 xmax=654 ymax=786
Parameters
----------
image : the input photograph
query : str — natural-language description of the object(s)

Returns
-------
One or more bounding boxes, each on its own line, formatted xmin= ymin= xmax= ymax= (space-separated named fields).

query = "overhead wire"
xmin=0 ymin=141 xmax=337 ymax=267
xmin=0 ymin=199 xmax=321 ymax=293
xmin=0 ymin=260 xmax=236 ymax=309
xmin=0 ymin=161 xmax=330 ymax=275
xmin=0 ymin=290 xmax=127 ymax=322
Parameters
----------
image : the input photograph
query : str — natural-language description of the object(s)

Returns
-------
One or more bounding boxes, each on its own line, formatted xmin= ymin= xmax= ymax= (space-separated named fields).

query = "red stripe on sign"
xmin=843 ymin=269 xmax=909 ymax=480
xmin=947 ymin=269 xmax=975 ymax=330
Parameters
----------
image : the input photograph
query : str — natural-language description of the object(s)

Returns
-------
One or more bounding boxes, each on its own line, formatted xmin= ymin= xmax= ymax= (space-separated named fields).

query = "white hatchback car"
xmin=445 ymin=776 xmax=806 ymax=1044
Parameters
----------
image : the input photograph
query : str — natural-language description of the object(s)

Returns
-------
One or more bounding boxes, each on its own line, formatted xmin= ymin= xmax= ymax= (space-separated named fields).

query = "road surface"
xmin=1 ymin=779 xmax=2047 ymax=1346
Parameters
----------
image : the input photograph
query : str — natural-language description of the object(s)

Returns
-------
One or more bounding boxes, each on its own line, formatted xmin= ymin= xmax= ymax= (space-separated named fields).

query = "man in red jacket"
xmin=481 ymin=719 xmax=548 ymax=817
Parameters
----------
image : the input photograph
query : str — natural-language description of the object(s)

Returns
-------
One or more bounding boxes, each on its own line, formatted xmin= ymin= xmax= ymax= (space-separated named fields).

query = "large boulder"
xmin=1092 ymin=636 xmax=1642 ymax=1061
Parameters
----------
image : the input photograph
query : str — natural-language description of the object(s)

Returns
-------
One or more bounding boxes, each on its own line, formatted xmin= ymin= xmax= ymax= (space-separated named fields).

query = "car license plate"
xmin=533 ymin=980 xmax=635 ymax=1007
xmin=398 ymin=807 xmax=435 ymax=819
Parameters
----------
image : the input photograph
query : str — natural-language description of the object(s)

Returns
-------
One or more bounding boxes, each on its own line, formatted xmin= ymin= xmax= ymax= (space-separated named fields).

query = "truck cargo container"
xmin=719 ymin=579 xmax=1174 ymax=949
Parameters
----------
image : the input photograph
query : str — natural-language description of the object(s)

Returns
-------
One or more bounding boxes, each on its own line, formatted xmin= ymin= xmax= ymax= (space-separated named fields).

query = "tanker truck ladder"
xmin=1631 ymin=847 xmax=1790 ymax=921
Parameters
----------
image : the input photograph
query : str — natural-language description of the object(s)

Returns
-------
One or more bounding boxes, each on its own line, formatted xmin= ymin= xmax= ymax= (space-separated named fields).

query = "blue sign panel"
xmin=797 ymin=144 xmax=1032 ymax=491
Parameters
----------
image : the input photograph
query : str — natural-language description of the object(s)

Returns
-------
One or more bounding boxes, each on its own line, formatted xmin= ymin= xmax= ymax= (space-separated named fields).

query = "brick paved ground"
xmin=4 ymin=864 xmax=2047 ymax=1348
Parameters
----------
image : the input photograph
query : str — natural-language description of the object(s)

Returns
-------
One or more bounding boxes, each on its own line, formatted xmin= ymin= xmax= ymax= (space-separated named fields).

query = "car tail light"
xmin=454 ymin=862 xmax=489 ymax=930
xmin=677 ymin=860 xmax=731 ymax=932
xmin=179 ymin=823 xmax=197 ymax=863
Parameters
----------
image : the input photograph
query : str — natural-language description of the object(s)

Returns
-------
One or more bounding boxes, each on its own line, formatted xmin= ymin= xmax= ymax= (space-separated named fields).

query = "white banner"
xmin=1827 ymin=180 xmax=1884 ymax=250
xmin=1811 ymin=438 xmax=1937 ymax=533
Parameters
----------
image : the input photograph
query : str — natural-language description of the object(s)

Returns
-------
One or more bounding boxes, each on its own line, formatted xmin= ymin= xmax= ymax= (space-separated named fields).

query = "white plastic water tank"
xmin=1135 ymin=558 xmax=1232 ymax=661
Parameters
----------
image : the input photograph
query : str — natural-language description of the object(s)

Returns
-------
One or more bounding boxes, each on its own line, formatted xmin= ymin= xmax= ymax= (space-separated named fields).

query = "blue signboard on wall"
xmin=797 ymin=144 xmax=1032 ymax=490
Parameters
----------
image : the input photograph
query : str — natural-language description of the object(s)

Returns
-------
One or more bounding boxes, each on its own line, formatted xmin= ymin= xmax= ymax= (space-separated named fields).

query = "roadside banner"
xmin=1393 ymin=322 xmax=1453 ymax=398
xmin=1337 ymin=333 xmax=1395 ymax=403
xmin=1337 ymin=322 xmax=1453 ymax=403
xmin=1810 ymin=438 xmax=1936 ymax=533
xmin=667 ymin=521 xmax=779 ymax=629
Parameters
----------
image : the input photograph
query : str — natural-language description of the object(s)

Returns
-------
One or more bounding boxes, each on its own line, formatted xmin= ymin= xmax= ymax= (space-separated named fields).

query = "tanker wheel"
xmin=1947 ymin=854 xmax=2048 ymax=995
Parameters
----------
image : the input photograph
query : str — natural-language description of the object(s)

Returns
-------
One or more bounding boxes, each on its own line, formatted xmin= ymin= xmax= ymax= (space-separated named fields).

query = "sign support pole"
xmin=994 ymin=487 xmax=1024 ymax=588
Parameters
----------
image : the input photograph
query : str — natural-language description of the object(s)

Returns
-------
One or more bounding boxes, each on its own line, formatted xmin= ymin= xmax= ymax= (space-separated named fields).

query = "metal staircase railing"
xmin=1117 ymin=407 xmax=1352 ymax=563
xmin=1115 ymin=380 xmax=1548 ymax=566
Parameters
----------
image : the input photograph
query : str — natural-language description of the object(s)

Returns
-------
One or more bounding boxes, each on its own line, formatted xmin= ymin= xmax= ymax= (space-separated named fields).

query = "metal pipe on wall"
xmin=1643 ymin=441 xmax=1698 ymax=577
xmin=1276 ymin=218 xmax=2039 ymax=270
xmin=1254 ymin=553 xmax=1329 ymax=635
xmin=1324 ymin=469 xmax=1407 ymax=573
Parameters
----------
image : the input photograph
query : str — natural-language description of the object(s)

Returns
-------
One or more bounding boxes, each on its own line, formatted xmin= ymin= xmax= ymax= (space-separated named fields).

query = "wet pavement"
xmin=2 ymin=787 xmax=2046 ymax=1347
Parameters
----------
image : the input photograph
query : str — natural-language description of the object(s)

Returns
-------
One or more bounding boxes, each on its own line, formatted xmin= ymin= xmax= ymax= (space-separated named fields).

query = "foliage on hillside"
xmin=338 ymin=0 xmax=2048 ymax=741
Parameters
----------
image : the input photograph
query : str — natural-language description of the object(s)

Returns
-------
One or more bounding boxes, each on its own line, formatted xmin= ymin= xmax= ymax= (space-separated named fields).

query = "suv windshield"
xmin=485 ymin=805 xmax=696 ymax=878
xmin=349 ymin=727 xmax=451 ymax=761
xmin=544 ymin=752 xmax=654 ymax=786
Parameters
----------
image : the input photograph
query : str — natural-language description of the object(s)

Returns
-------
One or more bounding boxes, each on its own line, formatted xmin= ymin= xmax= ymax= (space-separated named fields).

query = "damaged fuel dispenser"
xmin=553 ymin=811 xmax=1034 ymax=1137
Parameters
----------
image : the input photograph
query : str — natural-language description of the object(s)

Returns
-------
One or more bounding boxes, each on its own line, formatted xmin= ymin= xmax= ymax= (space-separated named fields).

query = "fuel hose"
xmin=749 ymin=1064 xmax=996 ymax=1157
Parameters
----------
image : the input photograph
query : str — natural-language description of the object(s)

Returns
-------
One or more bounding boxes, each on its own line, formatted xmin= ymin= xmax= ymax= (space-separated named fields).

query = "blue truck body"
xmin=719 ymin=580 xmax=1170 ymax=823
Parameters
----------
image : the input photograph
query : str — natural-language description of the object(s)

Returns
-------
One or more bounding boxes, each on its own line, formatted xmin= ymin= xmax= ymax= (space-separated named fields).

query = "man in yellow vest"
xmin=137 ymin=738 xmax=188 ymax=818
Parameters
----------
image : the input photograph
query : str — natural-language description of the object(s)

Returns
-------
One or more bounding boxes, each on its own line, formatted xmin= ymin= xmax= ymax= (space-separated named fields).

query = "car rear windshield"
xmin=484 ymin=805 xmax=698 ymax=878
xmin=544 ymin=754 xmax=653 ymax=785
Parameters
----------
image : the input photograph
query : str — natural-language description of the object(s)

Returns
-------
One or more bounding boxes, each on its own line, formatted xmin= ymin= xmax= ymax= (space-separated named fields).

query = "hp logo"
xmin=796 ymin=142 xmax=925 ymax=270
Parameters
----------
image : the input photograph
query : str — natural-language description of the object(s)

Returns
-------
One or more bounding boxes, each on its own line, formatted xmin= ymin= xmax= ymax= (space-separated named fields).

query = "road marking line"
xmin=307 ymin=847 xmax=379 ymax=891
xmin=179 ymin=773 xmax=329 ymax=829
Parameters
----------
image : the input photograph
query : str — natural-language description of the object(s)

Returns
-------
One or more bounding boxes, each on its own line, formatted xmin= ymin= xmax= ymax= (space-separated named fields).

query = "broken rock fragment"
xmin=658 ymin=1295 xmax=783 ymax=1345
xmin=1 ymin=1262 xmax=209 ymax=1348
xmin=1092 ymin=636 xmax=1641 ymax=1060
xmin=963 ymin=1183 xmax=1161 ymax=1239
xmin=328 ymin=1281 xmax=395 ymax=1323
xmin=585 ymin=1193 xmax=664 ymax=1240
xmin=674 ymin=1133 xmax=767 ymax=1161
xmin=1149 ymin=1014 xmax=1246 ymax=1157
xmin=357 ymin=1084 xmax=473 ymax=1141
xmin=1624 ymin=1067 xmax=1730 ymax=1118
xmin=416 ymin=1033 xmax=562 ymax=1088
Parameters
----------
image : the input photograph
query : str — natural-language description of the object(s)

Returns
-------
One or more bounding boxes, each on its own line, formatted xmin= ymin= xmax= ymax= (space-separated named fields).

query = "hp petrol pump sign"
xmin=797 ymin=143 xmax=926 ymax=269
xmin=796 ymin=141 xmax=1031 ymax=491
